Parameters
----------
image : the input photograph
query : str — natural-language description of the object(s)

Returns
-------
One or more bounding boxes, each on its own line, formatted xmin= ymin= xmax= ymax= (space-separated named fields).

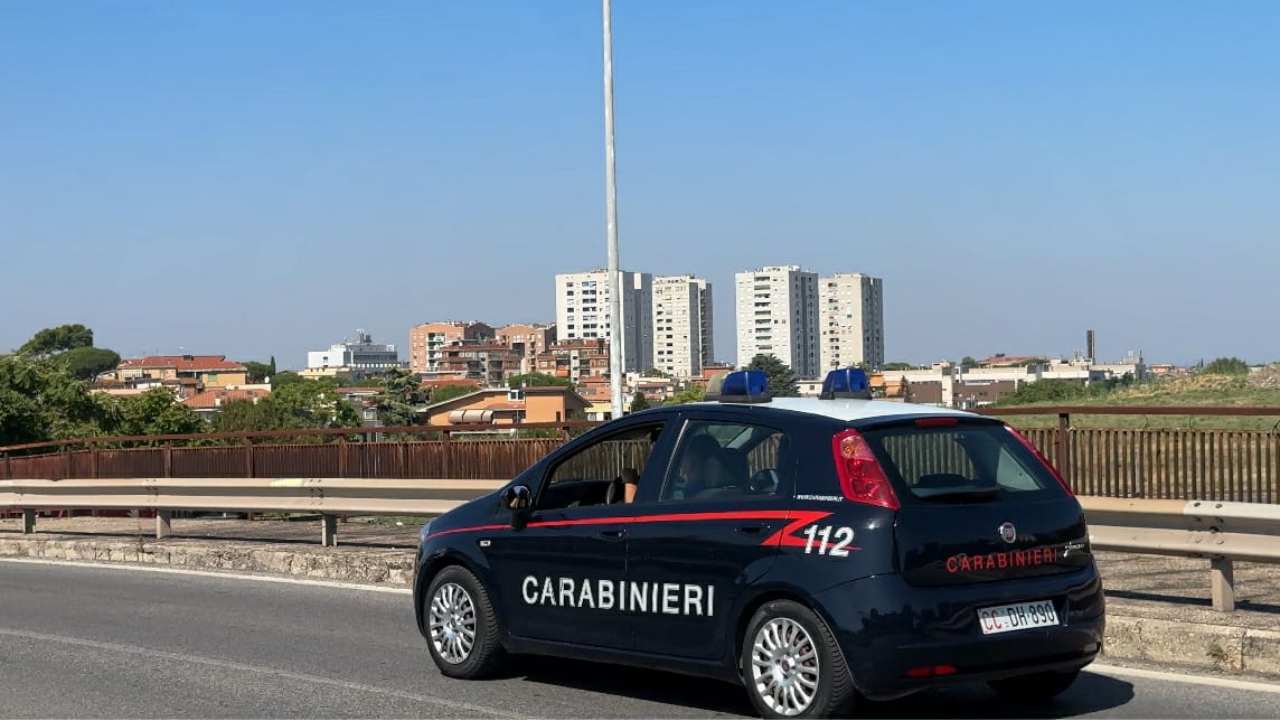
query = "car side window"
xmin=539 ymin=424 xmax=665 ymax=511
xmin=660 ymin=420 xmax=792 ymax=503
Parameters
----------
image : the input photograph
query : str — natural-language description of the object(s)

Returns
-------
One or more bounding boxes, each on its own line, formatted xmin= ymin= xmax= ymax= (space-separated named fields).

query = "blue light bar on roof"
xmin=820 ymin=367 xmax=872 ymax=399
xmin=706 ymin=370 xmax=770 ymax=403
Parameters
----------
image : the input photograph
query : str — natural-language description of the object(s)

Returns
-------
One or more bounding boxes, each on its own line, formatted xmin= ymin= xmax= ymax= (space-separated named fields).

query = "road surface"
xmin=1 ymin=561 xmax=1276 ymax=718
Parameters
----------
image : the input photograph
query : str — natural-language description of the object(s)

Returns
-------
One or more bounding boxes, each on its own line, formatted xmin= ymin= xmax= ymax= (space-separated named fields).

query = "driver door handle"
xmin=599 ymin=529 xmax=627 ymax=541
xmin=735 ymin=524 xmax=769 ymax=535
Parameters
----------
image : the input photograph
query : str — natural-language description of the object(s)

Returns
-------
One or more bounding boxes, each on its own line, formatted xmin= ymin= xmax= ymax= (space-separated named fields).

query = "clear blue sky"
xmin=2 ymin=1 xmax=1277 ymax=368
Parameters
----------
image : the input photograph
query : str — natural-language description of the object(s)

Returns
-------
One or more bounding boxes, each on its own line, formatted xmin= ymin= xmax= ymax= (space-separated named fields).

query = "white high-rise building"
xmin=651 ymin=275 xmax=713 ymax=378
xmin=555 ymin=270 xmax=653 ymax=372
xmin=693 ymin=276 xmax=714 ymax=366
xmin=819 ymin=273 xmax=885 ymax=372
xmin=734 ymin=265 xmax=820 ymax=378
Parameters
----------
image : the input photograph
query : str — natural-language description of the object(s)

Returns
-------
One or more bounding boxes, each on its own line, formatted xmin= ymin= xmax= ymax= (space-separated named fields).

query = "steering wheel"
xmin=748 ymin=469 xmax=780 ymax=495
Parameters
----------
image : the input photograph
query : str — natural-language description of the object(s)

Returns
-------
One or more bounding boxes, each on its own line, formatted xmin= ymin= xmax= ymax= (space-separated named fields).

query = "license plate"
xmin=977 ymin=600 xmax=1059 ymax=635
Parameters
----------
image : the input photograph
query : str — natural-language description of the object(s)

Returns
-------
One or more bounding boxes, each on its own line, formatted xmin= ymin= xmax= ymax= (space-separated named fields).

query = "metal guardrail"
xmin=0 ymin=478 xmax=505 ymax=546
xmin=3 ymin=480 xmax=1277 ymax=612
xmin=1079 ymin=496 xmax=1280 ymax=611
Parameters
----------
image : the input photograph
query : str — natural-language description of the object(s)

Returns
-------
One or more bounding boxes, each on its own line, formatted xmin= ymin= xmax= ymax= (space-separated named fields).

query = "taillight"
xmin=914 ymin=416 xmax=958 ymax=427
xmin=832 ymin=428 xmax=899 ymax=510
xmin=1005 ymin=425 xmax=1073 ymax=496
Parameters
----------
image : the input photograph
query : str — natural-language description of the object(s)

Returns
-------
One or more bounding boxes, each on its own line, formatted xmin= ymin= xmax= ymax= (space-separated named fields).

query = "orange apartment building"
xmin=105 ymin=355 xmax=248 ymax=389
xmin=495 ymin=323 xmax=557 ymax=374
xmin=435 ymin=343 xmax=521 ymax=387
xmin=420 ymin=386 xmax=590 ymax=426
xmin=533 ymin=339 xmax=610 ymax=383
xmin=408 ymin=321 xmax=494 ymax=374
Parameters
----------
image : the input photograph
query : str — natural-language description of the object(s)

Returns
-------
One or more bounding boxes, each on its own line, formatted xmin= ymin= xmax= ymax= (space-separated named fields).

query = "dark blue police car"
xmin=413 ymin=369 xmax=1104 ymax=718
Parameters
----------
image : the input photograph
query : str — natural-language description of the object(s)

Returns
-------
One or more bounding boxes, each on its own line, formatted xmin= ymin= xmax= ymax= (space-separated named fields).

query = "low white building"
xmin=306 ymin=329 xmax=400 ymax=379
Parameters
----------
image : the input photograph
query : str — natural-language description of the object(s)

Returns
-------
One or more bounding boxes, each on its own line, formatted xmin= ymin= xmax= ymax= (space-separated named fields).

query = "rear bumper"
xmin=814 ymin=564 xmax=1105 ymax=700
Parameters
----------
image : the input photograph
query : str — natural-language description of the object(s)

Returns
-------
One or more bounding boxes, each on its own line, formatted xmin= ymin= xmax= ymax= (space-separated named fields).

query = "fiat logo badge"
xmin=998 ymin=522 xmax=1017 ymax=544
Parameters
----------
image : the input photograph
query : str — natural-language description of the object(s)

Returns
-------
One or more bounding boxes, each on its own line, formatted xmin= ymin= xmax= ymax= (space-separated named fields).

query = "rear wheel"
xmin=741 ymin=600 xmax=855 ymax=718
xmin=987 ymin=669 xmax=1080 ymax=702
xmin=424 ymin=565 xmax=506 ymax=679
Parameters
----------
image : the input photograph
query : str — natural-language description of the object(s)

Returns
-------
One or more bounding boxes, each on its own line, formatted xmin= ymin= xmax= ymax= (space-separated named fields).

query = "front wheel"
xmin=424 ymin=565 xmax=506 ymax=679
xmin=741 ymin=600 xmax=855 ymax=718
xmin=987 ymin=669 xmax=1080 ymax=703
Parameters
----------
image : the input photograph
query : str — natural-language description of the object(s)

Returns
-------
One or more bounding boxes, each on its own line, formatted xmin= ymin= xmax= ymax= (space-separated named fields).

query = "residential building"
xmin=694 ymin=276 xmax=715 ymax=366
xmin=651 ymin=275 xmax=707 ymax=378
xmin=408 ymin=321 xmax=494 ymax=374
xmin=420 ymin=386 xmax=590 ymax=427
xmin=306 ymin=330 xmax=400 ymax=380
xmin=183 ymin=386 xmax=271 ymax=421
xmin=624 ymin=372 xmax=679 ymax=403
xmin=734 ymin=265 xmax=820 ymax=378
xmin=533 ymin=339 xmax=611 ymax=383
xmin=495 ymin=323 xmax=557 ymax=374
xmin=688 ymin=362 xmax=736 ymax=392
xmin=818 ymin=273 xmax=884 ymax=372
xmin=554 ymin=270 xmax=653 ymax=372
xmin=577 ymin=375 xmax=614 ymax=421
xmin=106 ymin=355 xmax=248 ymax=388
xmin=435 ymin=342 xmax=520 ymax=387
xmin=334 ymin=386 xmax=382 ymax=427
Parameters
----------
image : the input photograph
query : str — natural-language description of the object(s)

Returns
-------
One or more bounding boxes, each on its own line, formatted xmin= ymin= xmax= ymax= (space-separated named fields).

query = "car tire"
xmin=423 ymin=565 xmax=506 ymax=679
xmin=741 ymin=600 xmax=855 ymax=719
xmin=987 ymin=669 xmax=1080 ymax=702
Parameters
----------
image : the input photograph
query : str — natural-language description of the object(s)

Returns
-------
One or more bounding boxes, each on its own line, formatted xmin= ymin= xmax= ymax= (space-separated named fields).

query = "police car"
xmin=413 ymin=369 xmax=1104 ymax=718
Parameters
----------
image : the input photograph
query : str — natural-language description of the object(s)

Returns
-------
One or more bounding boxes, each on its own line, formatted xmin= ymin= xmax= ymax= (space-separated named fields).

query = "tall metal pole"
xmin=602 ymin=0 xmax=625 ymax=418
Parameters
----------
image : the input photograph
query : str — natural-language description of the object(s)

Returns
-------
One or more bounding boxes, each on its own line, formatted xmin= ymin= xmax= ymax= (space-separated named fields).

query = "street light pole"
xmin=602 ymin=0 xmax=624 ymax=418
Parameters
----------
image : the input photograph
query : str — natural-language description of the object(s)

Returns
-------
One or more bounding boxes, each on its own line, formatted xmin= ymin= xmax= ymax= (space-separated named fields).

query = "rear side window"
xmin=660 ymin=420 xmax=793 ymax=502
xmin=861 ymin=423 xmax=1063 ymax=503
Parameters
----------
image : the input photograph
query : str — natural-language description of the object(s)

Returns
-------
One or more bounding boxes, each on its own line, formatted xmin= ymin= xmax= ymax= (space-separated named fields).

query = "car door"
xmin=625 ymin=410 xmax=797 ymax=659
xmin=485 ymin=419 xmax=676 ymax=650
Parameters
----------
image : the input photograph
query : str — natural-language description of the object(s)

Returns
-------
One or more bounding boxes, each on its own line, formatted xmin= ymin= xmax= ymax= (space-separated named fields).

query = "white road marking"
xmin=1089 ymin=662 xmax=1280 ymax=695
xmin=0 ymin=558 xmax=412 ymax=594
xmin=0 ymin=627 xmax=518 ymax=718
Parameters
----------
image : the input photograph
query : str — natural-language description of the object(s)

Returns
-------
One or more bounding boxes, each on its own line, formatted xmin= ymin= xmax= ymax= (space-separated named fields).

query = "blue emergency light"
xmin=706 ymin=370 xmax=770 ymax=403
xmin=820 ymin=367 xmax=872 ymax=400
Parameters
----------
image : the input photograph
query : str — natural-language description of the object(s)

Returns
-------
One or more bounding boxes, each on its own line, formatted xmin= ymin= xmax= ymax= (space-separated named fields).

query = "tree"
xmin=18 ymin=324 xmax=94 ymax=357
xmin=1202 ymin=357 xmax=1250 ymax=376
xmin=882 ymin=362 xmax=915 ymax=371
xmin=507 ymin=372 xmax=573 ymax=389
xmin=109 ymin=388 xmax=206 ymax=436
xmin=58 ymin=347 xmax=121 ymax=380
xmin=664 ymin=385 xmax=706 ymax=406
xmin=270 ymin=371 xmax=306 ymax=389
xmin=746 ymin=354 xmax=799 ymax=397
xmin=0 ymin=355 xmax=113 ymax=444
xmin=243 ymin=361 xmax=274 ymax=384
xmin=268 ymin=356 xmax=277 ymax=377
xmin=960 ymin=356 xmax=978 ymax=371
xmin=375 ymin=368 xmax=428 ymax=426
xmin=629 ymin=391 xmax=650 ymax=412
xmin=430 ymin=384 xmax=478 ymax=404
xmin=212 ymin=378 xmax=359 ymax=432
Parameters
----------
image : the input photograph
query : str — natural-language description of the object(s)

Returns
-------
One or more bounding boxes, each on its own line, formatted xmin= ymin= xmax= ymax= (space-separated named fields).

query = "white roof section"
xmin=702 ymin=397 xmax=979 ymax=423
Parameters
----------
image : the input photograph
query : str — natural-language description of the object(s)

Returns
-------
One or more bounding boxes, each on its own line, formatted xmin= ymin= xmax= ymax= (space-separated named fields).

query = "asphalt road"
xmin=1 ymin=561 xmax=1277 ymax=719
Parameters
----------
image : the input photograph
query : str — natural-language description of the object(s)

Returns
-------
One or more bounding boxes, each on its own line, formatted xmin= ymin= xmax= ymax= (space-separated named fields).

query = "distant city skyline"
xmin=3 ymin=2 xmax=1279 ymax=367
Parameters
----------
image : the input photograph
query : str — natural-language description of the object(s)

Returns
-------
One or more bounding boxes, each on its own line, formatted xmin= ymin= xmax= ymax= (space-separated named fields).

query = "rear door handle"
xmin=599 ymin=529 xmax=627 ymax=541
xmin=735 ymin=524 xmax=768 ymax=535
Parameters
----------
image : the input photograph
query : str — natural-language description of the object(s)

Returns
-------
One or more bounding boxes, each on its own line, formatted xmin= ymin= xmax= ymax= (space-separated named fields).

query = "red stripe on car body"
xmin=426 ymin=509 xmax=836 ymax=548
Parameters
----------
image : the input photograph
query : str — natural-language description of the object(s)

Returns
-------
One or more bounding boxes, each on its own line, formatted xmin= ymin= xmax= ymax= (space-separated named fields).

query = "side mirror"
xmin=502 ymin=484 xmax=531 ymax=512
xmin=501 ymin=485 xmax=531 ymax=530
